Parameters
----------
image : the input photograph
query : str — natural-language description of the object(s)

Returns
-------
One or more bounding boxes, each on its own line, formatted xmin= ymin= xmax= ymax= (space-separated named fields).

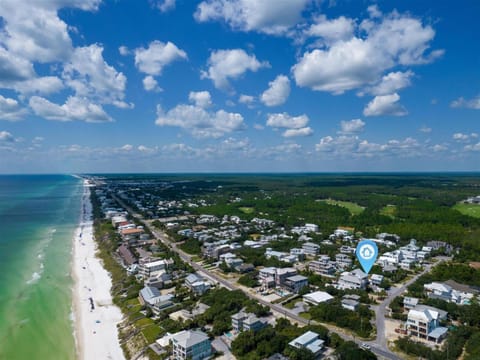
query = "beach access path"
xmin=72 ymin=182 xmax=125 ymax=360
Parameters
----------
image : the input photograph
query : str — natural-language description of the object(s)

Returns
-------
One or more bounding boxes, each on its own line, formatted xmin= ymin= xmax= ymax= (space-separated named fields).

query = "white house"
xmin=337 ymin=269 xmax=368 ymax=290
xmin=303 ymin=291 xmax=334 ymax=305
xmin=171 ymin=330 xmax=212 ymax=360
xmin=406 ymin=305 xmax=448 ymax=343
xmin=288 ymin=331 xmax=324 ymax=358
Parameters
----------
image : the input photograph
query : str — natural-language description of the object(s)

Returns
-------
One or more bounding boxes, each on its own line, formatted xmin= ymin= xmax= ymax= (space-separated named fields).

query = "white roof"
xmin=303 ymin=291 xmax=334 ymax=304
xmin=172 ymin=330 xmax=209 ymax=348
xmin=156 ymin=332 xmax=173 ymax=347
xmin=424 ymin=282 xmax=452 ymax=293
xmin=145 ymin=259 xmax=167 ymax=268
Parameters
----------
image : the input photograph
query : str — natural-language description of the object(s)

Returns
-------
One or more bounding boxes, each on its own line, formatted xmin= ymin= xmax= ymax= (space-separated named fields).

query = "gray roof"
xmin=414 ymin=305 xmax=448 ymax=320
xmin=172 ymin=330 xmax=209 ymax=348
xmin=287 ymin=275 xmax=308 ymax=282
xmin=290 ymin=331 xmax=317 ymax=344
xmin=428 ymin=327 xmax=449 ymax=339
xmin=140 ymin=286 xmax=161 ymax=301
xmin=289 ymin=331 xmax=324 ymax=354
xmin=444 ymin=280 xmax=480 ymax=294
xmin=185 ymin=273 xmax=201 ymax=285
xmin=231 ymin=310 xmax=247 ymax=320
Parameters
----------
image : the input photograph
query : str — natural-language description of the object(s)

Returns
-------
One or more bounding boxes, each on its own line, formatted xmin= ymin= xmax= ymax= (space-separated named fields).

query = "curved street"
xmin=112 ymin=193 xmax=448 ymax=360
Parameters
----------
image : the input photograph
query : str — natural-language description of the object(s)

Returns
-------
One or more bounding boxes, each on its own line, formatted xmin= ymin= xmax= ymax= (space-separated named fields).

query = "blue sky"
xmin=0 ymin=0 xmax=479 ymax=173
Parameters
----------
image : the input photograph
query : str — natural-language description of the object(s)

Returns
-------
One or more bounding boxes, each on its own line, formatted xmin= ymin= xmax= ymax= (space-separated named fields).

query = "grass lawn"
xmin=239 ymin=206 xmax=255 ymax=214
xmin=135 ymin=317 xmax=155 ymax=327
xmin=283 ymin=298 xmax=301 ymax=309
xmin=142 ymin=324 xmax=163 ymax=343
xmin=318 ymin=199 xmax=365 ymax=215
xmin=126 ymin=298 xmax=140 ymax=306
xmin=453 ymin=203 xmax=480 ymax=218
xmin=299 ymin=312 xmax=311 ymax=320
xmin=380 ymin=204 xmax=397 ymax=218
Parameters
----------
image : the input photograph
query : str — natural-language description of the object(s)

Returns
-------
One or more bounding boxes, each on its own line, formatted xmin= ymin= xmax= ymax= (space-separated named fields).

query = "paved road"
xmin=369 ymin=257 xmax=450 ymax=353
xmin=111 ymin=194 xmax=424 ymax=360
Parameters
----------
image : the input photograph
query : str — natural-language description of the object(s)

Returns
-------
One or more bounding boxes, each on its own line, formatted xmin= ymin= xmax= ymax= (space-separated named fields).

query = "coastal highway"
xmin=112 ymin=193 xmax=404 ymax=360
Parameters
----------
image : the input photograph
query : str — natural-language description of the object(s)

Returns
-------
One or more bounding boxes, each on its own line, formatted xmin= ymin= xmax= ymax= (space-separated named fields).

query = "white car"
xmin=361 ymin=343 xmax=371 ymax=350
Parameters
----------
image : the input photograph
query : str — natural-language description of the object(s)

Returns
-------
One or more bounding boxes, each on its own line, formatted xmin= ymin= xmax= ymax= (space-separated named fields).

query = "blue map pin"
xmin=356 ymin=240 xmax=378 ymax=274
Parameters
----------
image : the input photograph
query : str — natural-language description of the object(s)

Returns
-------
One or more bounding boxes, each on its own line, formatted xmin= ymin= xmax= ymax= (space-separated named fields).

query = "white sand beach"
xmin=72 ymin=182 xmax=125 ymax=360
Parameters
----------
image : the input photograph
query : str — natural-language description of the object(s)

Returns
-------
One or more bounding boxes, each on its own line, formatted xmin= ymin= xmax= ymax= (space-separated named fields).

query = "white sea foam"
xmin=26 ymin=271 xmax=41 ymax=285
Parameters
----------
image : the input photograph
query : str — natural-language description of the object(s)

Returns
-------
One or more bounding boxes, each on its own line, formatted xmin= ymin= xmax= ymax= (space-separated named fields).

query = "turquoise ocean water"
xmin=0 ymin=175 xmax=82 ymax=359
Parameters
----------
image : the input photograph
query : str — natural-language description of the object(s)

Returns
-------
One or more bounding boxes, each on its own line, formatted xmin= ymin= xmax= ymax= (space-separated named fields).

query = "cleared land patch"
xmin=317 ymin=199 xmax=365 ymax=215
xmin=239 ymin=206 xmax=255 ymax=214
xmin=380 ymin=204 xmax=397 ymax=218
xmin=453 ymin=203 xmax=480 ymax=218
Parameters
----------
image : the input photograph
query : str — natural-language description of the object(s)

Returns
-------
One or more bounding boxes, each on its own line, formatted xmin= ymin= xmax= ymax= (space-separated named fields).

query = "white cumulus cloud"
xmin=63 ymin=44 xmax=128 ymax=108
xmin=452 ymin=132 xmax=478 ymax=142
xmin=266 ymin=113 xmax=309 ymax=129
xmin=239 ymin=94 xmax=255 ymax=105
xmin=260 ymin=75 xmax=290 ymax=107
xmin=293 ymin=9 xmax=442 ymax=94
xmin=364 ymin=71 xmax=414 ymax=96
xmin=283 ymin=127 xmax=313 ymax=138
xmin=0 ymin=130 xmax=15 ymax=142
xmin=340 ymin=119 xmax=365 ymax=133
xmin=201 ymin=49 xmax=269 ymax=90
xmin=306 ymin=15 xmax=355 ymax=44
xmin=0 ymin=95 xmax=27 ymax=121
xmin=194 ymin=0 xmax=310 ymax=35
xmin=155 ymin=103 xmax=245 ymax=138
xmin=143 ymin=76 xmax=162 ymax=92
xmin=266 ymin=112 xmax=312 ymax=137
xmin=134 ymin=40 xmax=187 ymax=76
xmin=363 ymin=93 xmax=407 ymax=116
xmin=156 ymin=0 xmax=176 ymax=12
xmin=29 ymin=96 xmax=112 ymax=123
xmin=189 ymin=91 xmax=212 ymax=108
xmin=450 ymin=95 xmax=480 ymax=109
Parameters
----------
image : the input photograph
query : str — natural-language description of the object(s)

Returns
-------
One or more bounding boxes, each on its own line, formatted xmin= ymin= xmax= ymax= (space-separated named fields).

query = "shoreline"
xmin=72 ymin=181 xmax=125 ymax=360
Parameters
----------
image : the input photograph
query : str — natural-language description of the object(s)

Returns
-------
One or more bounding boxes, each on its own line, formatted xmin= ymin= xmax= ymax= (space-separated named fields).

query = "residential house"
xmin=139 ymin=259 xmax=172 ymax=278
xmin=403 ymin=296 xmax=419 ymax=309
xmin=185 ymin=273 xmax=211 ymax=295
xmin=145 ymin=272 xmax=172 ymax=289
xmin=290 ymin=248 xmax=306 ymax=261
xmin=139 ymin=286 xmax=174 ymax=313
xmin=339 ymin=246 xmax=355 ymax=254
xmin=335 ymin=254 xmax=352 ymax=270
xmin=302 ymin=242 xmax=320 ymax=256
xmin=406 ymin=305 xmax=448 ymax=343
xmin=341 ymin=294 xmax=360 ymax=311
xmin=309 ymin=260 xmax=336 ymax=277
xmin=426 ymin=241 xmax=453 ymax=254
xmin=303 ymin=291 xmax=334 ymax=306
xmin=370 ymin=274 xmax=384 ymax=287
xmin=284 ymin=275 xmax=309 ymax=293
xmin=231 ymin=310 xmax=267 ymax=333
xmin=171 ymin=330 xmax=212 ymax=360
xmin=236 ymin=263 xmax=255 ymax=273
xmin=118 ymin=244 xmax=137 ymax=266
xmin=337 ymin=269 xmax=368 ymax=290
xmin=275 ymin=268 xmax=298 ymax=287
xmin=424 ymin=281 xmax=478 ymax=305
xmin=288 ymin=331 xmax=324 ymax=358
